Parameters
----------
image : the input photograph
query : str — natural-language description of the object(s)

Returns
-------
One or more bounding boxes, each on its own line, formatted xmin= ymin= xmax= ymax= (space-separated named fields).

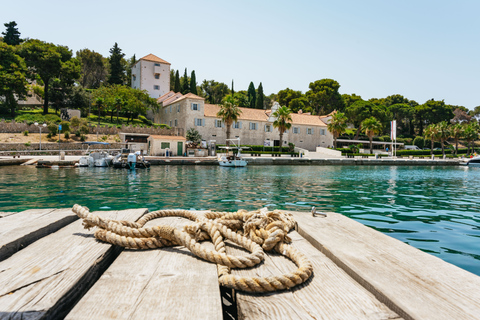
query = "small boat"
xmin=218 ymin=138 xmax=248 ymax=167
xmin=461 ymin=155 xmax=480 ymax=167
xmin=112 ymin=150 xmax=150 ymax=169
xmin=75 ymin=142 xmax=113 ymax=167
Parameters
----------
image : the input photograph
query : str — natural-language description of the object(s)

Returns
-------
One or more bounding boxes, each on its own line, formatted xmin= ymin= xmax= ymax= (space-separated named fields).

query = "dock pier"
xmin=1 ymin=208 xmax=479 ymax=319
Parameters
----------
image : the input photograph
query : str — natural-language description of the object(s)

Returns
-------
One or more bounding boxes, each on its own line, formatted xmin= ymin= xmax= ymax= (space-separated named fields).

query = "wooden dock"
xmin=1 ymin=208 xmax=479 ymax=320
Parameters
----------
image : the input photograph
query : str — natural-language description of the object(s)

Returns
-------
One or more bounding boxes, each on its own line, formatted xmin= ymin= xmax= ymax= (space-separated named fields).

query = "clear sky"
xmin=2 ymin=0 xmax=479 ymax=109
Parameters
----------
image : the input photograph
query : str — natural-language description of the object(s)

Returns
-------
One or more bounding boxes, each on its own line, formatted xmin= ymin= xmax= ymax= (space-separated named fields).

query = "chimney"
xmin=298 ymin=109 xmax=303 ymax=114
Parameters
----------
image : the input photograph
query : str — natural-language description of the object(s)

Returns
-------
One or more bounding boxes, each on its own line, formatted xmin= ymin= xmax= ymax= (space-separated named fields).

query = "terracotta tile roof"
xmin=149 ymin=135 xmax=186 ymax=141
xmin=163 ymin=93 xmax=204 ymax=106
xmin=139 ymin=54 xmax=171 ymax=65
xmin=205 ymin=104 xmax=327 ymax=126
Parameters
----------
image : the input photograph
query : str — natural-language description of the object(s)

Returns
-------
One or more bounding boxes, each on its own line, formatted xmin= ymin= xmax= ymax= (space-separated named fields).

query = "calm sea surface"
xmin=1 ymin=165 xmax=479 ymax=276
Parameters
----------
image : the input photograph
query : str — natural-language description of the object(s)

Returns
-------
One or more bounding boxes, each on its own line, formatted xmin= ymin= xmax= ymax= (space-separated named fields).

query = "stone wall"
xmin=0 ymin=120 xmax=184 ymax=136
xmin=0 ymin=142 xmax=124 ymax=155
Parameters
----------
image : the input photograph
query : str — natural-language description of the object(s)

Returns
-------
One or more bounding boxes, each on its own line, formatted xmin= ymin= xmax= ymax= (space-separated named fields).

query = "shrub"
xmin=47 ymin=123 xmax=58 ymax=136
xmin=80 ymin=125 xmax=89 ymax=135
xmin=413 ymin=136 xmax=424 ymax=149
xmin=23 ymin=130 xmax=29 ymax=136
xmin=64 ymin=131 xmax=70 ymax=139
xmin=70 ymin=116 xmax=81 ymax=127
xmin=25 ymin=141 xmax=31 ymax=147
xmin=47 ymin=133 xmax=52 ymax=139
xmin=75 ymin=130 xmax=81 ymax=137
xmin=44 ymin=114 xmax=61 ymax=123
xmin=101 ymin=135 xmax=109 ymax=142
xmin=80 ymin=134 xmax=86 ymax=142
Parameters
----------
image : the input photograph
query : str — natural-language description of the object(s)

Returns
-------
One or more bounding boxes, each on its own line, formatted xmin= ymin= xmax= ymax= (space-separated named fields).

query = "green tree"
xmin=415 ymin=99 xmax=454 ymax=135
xmin=345 ymin=100 xmax=387 ymax=139
xmin=76 ymin=49 xmax=107 ymax=89
xmin=126 ymin=54 xmax=136 ymax=87
xmin=450 ymin=123 xmax=464 ymax=155
xmin=190 ymin=70 xmax=197 ymax=95
xmin=463 ymin=122 xmax=480 ymax=155
xmin=217 ymin=95 xmax=242 ymax=144
xmin=94 ymin=97 xmax=104 ymax=125
xmin=437 ymin=121 xmax=450 ymax=156
xmin=170 ymin=69 xmax=175 ymax=91
xmin=181 ymin=68 xmax=189 ymax=94
xmin=361 ymin=117 xmax=382 ymax=154
xmin=256 ymin=82 xmax=264 ymax=109
xmin=107 ymin=42 xmax=125 ymax=85
xmin=201 ymin=80 xmax=230 ymax=104
xmin=272 ymin=105 xmax=292 ymax=152
xmin=19 ymin=39 xmax=78 ymax=114
xmin=277 ymin=88 xmax=304 ymax=110
xmin=2 ymin=21 xmax=22 ymax=46
xmin=247 ymin=81 xmax=256 ymax=109
xmin=341 ymin=93 xmax=363 ymax=109
xmin=0 ymin=43 xmax=28 ymax=117
xmin=327 ymin=111 xmax=348 ymax=149
xmin=424 ymin=124 xmax=439 ymax=155
xmin=186 ymin=127 xmax=202 ymax=145
xmin=306 ymin=79 xmax=344 ymax=115
xmin=174 ymin=70 xmax=180 ymax=93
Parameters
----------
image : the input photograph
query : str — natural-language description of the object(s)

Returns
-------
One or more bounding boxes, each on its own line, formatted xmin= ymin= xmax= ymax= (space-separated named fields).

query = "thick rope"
xmin=72 ymin=204 xmax=313 ymax=292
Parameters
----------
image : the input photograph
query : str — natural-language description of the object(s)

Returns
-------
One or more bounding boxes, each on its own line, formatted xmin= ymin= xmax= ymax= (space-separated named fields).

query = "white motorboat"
xmin=218 ymin=139 xmax=248 ymax=167
xmin=461 ymin=155 xmax=480 ymax=167
xmin=76 ymin=151 xmax=113 ymax=167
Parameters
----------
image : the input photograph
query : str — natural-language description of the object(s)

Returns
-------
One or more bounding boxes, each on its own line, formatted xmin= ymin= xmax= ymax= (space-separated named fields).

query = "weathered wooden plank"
xmin=0 ymin=212 xmax=15 ymax=218
xmin=291 ymin=210 xmax=480 ymax=320
xmin=229 ymin=230 xmax=401 ymax=319
xmin=0 ymin=208 xmax=78 ymax=261
xmin=66 ymin=213 xmax=223 ymax=320
xmin=0 ymin=209 xmax=147 ymax=320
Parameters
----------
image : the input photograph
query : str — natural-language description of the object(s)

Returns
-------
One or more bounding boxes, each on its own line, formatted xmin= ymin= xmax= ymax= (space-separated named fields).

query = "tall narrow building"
xmin=131 ymin=54 xmax=171 ymax=98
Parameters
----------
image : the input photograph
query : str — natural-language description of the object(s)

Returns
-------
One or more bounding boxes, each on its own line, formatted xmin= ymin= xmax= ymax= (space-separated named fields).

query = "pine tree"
xmin=2 ymin=21 xmax=22 ymax=46
xmin=247 ymin=81 xmax=256 ymax=109
xmin=256 ymin=82 xmax=265 ymax=109
xmin=174 ymin=70 xmax=180 ymax=92
xmin=108 ymin=42 xmax=125 ymax=85
xmin=190 ymin=70 xmax=197 ymax=95
xmin=181 ymin=68 xmax=189 ymax=94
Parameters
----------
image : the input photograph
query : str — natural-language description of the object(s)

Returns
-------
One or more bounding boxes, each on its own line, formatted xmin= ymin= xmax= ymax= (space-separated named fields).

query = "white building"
xmin=157 ymin=91 xmax=334 ymax=151
xmin=131 ymin=54 xmax=170 ymax=99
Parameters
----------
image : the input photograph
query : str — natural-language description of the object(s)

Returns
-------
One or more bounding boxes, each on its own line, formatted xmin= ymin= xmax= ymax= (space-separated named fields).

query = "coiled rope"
xmin=72 ymin=204 xmax=313 ymax=292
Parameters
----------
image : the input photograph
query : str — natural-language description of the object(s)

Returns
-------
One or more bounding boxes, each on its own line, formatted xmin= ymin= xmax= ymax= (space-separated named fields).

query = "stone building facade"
xmin=131 ymin=54 xmax=171 ymax=99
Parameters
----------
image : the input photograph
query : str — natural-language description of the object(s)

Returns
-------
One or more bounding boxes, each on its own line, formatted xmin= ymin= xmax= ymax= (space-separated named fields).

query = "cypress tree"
xmin=174 ymin=70 xmax=180 ymax=92
xmin=2 ymin=21 xmax=22 ymax=46
xmin=256 ymin=82 xmax=265 ymax=109
xmin=108 ymin=42 xmax=125 ymax=85
xmin=170 ymin=69 xmax=175 ymax=91
xmin=181 ymin=68 xmax=189 ymax=94
xmin=247 ymin=81 xmax=256 ymax=109
xmin=231 ymin=80 xmax=234 ymax=96
xmin=190 ymin=70 xmax=197 ymax=95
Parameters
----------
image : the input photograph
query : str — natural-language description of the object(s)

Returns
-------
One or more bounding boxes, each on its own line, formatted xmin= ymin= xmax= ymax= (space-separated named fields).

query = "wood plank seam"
xmin=296 ymin=226 xmax=413 ymax=320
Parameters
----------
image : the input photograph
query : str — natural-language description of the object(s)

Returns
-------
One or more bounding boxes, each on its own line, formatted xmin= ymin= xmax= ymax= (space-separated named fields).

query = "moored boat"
xmin=218 ymin=138 xmax=248 ymax=167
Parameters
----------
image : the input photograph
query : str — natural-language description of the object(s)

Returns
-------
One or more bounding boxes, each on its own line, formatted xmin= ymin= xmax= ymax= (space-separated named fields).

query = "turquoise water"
xmin=1 ymin=165 xmax=479 ymax=276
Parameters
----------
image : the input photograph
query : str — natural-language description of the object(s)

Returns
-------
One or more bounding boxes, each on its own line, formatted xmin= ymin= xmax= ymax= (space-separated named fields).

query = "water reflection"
xmin=1 ymin=165 xmax=480 ymax=275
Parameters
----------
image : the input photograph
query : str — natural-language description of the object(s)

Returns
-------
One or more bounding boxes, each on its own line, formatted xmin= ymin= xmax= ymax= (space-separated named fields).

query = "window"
xmin=154 ymin=85 xmax=160 ymax=90
xmin=307 ymin=128 xmax=313 ymax=135
xmin=174 ymin=119 xmax=178 ymax=127
xmin=191 ymin=103 xmax=199 ymax=110
xmin=161 ymin=142 xmax=170 ymax=149
xmin=154 ymin=63 xmax=161 ymax=67
xmin=154 ymin=74 xmax=160 ymax=79
xmin=249 ymin=122 xmax=257 ymax=130
xmin=177 ymin=105 xmax=180 ymax=112
xmin=132 ymin=75 xmax=136 ymax=81
xmin=293 ymin=127 xmax=299 ymax=134
xmin=215 ymin=120 xmax=222 ymax=128
xmin=265 ymin=124 xmax=272 ymax=132
xmin=233 ymin=121 xmax=242 ymax=129
xmin=169 ymin=120 xmax=172 ymax=127
xmin=194 ymin=118 xmax=204 ymax=126
xmin=320 ymin=129 xmax=326 ymax=135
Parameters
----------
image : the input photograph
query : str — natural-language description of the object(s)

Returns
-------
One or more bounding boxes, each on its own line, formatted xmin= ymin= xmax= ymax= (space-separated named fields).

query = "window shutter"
xmin=239 ymin=122 xmax=242 ymax=129
xmin=191 ymin=104 xmax=194 ymax=110
xmin=194 ymin=118 xmax=197 ymax=126
xmin=202 ymin=119 xmax=205 ymax=126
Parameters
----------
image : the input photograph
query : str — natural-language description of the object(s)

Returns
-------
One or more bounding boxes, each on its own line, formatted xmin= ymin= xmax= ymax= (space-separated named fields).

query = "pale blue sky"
xmin=2 ymin=0 xmax=479 ymax=109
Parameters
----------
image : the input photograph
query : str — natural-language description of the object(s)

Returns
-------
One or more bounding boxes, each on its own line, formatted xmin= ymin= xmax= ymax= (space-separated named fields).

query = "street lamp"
xmin=34 ymin=122 xmax=47 ymax=150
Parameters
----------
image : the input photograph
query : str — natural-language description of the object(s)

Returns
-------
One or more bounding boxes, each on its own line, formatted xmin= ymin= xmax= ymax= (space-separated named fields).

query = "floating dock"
xmin=1 ymin=208 xmax=479 ymax=319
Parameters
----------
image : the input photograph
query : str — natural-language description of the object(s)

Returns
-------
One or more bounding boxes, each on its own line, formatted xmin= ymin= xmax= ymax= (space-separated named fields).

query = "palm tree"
xmin=437 ymin=121 xmax=450 ymax=157
xmin=464 ymin=122 xmax=480 ymax=155
xmin=272 ymin=105 xmax=293 ymax=152
xmin=217 ymin=95 xmax=241 ymax=145
xmin=327 ymin=111 xmax=348 ymax=149
xmin=450 ymin=123 xmax=464 ymax=155
xmin=424 ymin=124 xmax=438 ymax=155
xmin=361 ymin=117 xmax=382 ymax=154
xmin=94 ymin=97 xmax=104 ymax=126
